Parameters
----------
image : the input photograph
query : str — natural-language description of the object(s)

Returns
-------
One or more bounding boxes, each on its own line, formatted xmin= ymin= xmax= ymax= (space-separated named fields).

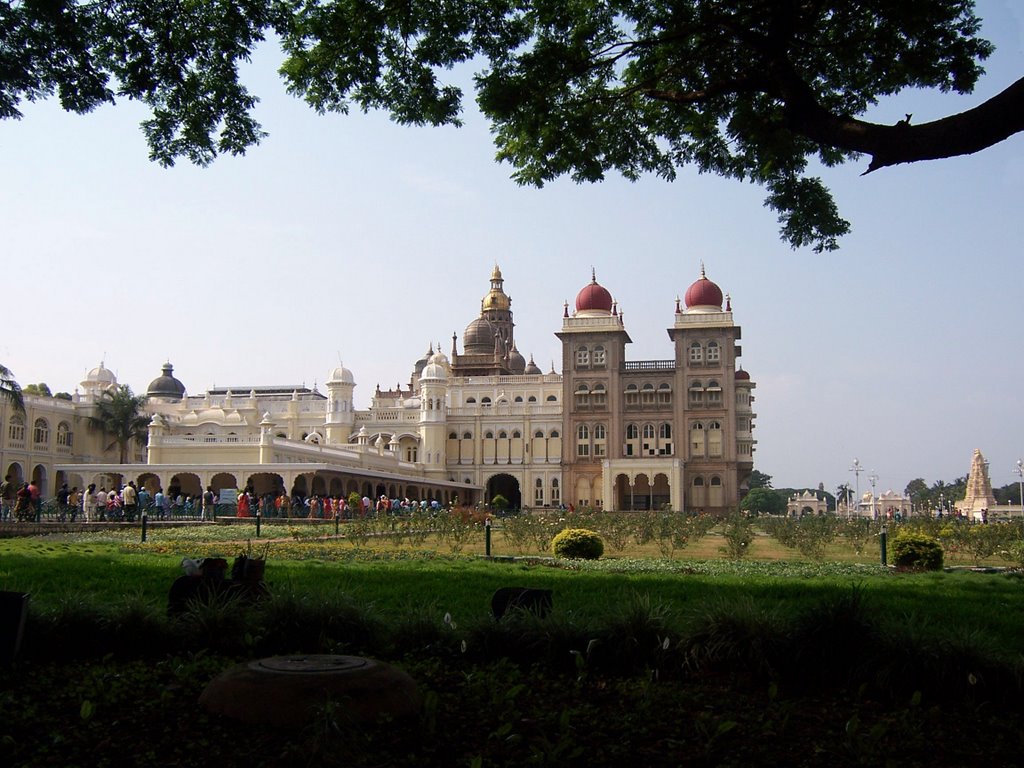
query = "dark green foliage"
xmin=551 ymin=528 xmax=604 ymax=560
xmin=0 ymin=362 xmax=24 ymax=412
xmin=740 ymin=487 xmax=786 ymax=515
xmin=0 ymin=2 xmax=1012 ymax=250
xmin=250 ymin=586 xmax=385 ymax=655
xmin=683 ymin=598 xmax=787 ymax=684
xmin=893 ymin=532 xmax=944 ymax=570
xmin=720 ymin=514 xmax=754 ymax=559
xmin=87 ymin=384 xmax=150 ymax=463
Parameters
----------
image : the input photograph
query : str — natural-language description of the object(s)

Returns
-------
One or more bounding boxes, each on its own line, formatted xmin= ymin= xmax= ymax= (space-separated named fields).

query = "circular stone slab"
xmin=199 ymin=654 xmax=420 ymax=728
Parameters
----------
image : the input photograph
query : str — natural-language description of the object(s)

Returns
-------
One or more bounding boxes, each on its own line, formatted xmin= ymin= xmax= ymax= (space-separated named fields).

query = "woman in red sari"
xmin=236 ymin=491 xmax=251 ymax=518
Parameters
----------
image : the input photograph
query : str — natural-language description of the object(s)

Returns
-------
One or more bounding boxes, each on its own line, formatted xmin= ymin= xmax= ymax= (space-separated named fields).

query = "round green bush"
xmin=892 ymin=531 xmax=944 ymax=570
xmin=551 ymin=528 xmax=604 ymax=560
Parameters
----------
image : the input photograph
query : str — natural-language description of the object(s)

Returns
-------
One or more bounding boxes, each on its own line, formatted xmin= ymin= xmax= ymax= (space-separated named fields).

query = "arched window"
xmin=514 ymin=396 xmax=523 ymax=402
xmin=56 ymin=421 xmax=73 ymax=448
xmin=708 ymin=421 xmax=723 ymax=457
xmin=642 ymin=423 xmax=655 ymax=440
xmin=33 ymin=418 xmax=49 ymax=446
xmin=592 ymin=345 xmax=606 ymax=367
xmin=8 ymin=414 xmax=25 ymax=442
xmin=690 ymin=475 xmax=706 ymax=509
xmin=690 ymin=422 xmax=706 ymax=456
xmin=551 ymin=478 xmax=561 ymax=505
xmin=463 ymin=431 xmax=472 ymax=439
xmin=576 ymin=346 xmax=590 ymax=367
xmin=485 ymin=431 xmax=494 ymax=439
xmin=481 ymin=397 xmax=492 ymax=405
xmin=534 ymin=430 xmax=544 ymax=438
xmin=550 ymin=429 xmax=560 ymax=438
xmin=535 ymin=477 xmax=544 ymax=505
xmin=625 ymin=383 xmax=639 ymax=406
xmin=624 ymin=422 xmax=640 ymax=456
xmin=688 ymin=381 xmax=704 ymax=406
xmin=498 ymin=430 xmax=508 ymax=439
xmin=574 ymin=383 xmax=590 ymax=407
xmin=528 ymin=395 xmax=537 ymax=403
xmin=706 ymin=341 xmax=720 ymax=363
xmin=512 ymin=430 xmax=521 ymax=438
xmin=710 ymin=475 xmax=722 ymax=486
xmin=658 ymin=422 xmax=673 ymax=456
xmin=641 ymin=383 xmax=656 ymax=405
xmin=657 ymin=383 xmax=672 ymax=405
xmin=466 ymin=397 xmax=477 ymax=404
xmin=449 ymin=432 xmax=458 ymax=440
xmin=707 ymin=380 xmax=722 ymax=405
xmin=689 ymin=342 xmax=703 ymax=364
xmin=546 ymin=395 xmax=558 ymax=402
xmin=576 ymin=424 xmax=590 ymax=457
xmin=592 ymin=383 xmax=607 ymax=407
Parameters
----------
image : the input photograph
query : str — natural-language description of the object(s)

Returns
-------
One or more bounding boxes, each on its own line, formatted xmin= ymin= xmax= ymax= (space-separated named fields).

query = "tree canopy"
xmin=22 ymin=383 xmax=52 ymax=397
xmin=740 ymin=486 xmax=785 ymax=515
xmin=0 ymin=363 xmax=24 ymax=413
xmin=87 ymin=385 xmax=150 ymax=463
xmin=2 ymin=0 xmax=1019 ymax=250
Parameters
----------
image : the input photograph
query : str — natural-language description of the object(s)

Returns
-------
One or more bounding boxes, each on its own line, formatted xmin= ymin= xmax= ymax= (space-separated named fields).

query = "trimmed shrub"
xmin=892 ymin=531 xmax=944 ymax=570
xmin=551 ymin=528 xmax=604 ymax=560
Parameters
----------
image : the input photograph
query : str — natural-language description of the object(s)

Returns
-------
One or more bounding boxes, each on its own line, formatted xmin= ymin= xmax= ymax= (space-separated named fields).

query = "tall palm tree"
xmin=0 ymin=363 xmax=24 ymax=413
xmin=88 ymin=385 xmax=150 ymax=463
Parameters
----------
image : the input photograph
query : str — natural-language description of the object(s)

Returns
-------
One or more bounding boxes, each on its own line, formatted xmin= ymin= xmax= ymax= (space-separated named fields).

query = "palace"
xmin=1 ymin=266 xmax=757 ymax=513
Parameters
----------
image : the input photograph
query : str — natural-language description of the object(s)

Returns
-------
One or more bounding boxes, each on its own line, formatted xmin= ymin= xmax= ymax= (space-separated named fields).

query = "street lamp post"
xmin=850 ymin=458 xmax=863 ymax=518
xmin=1015 ymin=460 xmax=1024 ymax=520
xmin=868 ymin=471 xmax=878 ymax=520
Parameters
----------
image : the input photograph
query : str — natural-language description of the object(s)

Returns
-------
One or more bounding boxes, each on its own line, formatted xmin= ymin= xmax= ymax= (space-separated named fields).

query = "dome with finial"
xmin=482 ymin=263 xmax=511 ymax=311
xmin=327 ymin=362 xmax=355 ymax=385
xmin=147 ymin=362 xmax=186 ymax=401
xmin=524 ymin=355 xmax=542 ymax=375
xmin=735 ymin=367 xmax=751 ymax=381
xmin=82 ymin=361 xmax=117 ymax=390
xmin=684 ymin=263 xmax=724 ymax=310
xmin=575 ymin=268 xmax=614 ymax=315
xmin=507 ymin=343 xmax=526 ymax=374
xmin=413 ymin=343 xmax=434 ymax=378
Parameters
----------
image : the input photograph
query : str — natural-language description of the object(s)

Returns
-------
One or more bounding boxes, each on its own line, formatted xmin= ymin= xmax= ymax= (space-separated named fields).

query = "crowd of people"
xmin=232 ymin=490 xmax=446 ymax=520
xmin=0 ymin=475 xmax=449 ymax=523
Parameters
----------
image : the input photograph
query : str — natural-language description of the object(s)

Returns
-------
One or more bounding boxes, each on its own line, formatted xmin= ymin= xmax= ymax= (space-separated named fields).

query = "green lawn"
xmin=3 ymin=527 xmax=1024 ymax=767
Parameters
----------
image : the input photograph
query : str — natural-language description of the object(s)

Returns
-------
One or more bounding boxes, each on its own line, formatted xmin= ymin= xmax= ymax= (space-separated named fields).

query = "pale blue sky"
xmin=1 ymin=1 xmax=1021 ymax=493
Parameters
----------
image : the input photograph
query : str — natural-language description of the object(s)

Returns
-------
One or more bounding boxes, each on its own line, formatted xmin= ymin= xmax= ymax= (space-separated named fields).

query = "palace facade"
xmin=2 ymin=266 xmax=757 ymax=513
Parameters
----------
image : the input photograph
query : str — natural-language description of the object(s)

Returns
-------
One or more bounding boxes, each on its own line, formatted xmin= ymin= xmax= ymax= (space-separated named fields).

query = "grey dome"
xmin=463 ymin=317 xmax=496 ymax=355
xmin=147 ymin=363 xmax=186 ymax=401
xmin=508 ymin=344 xmax=526 ymax=374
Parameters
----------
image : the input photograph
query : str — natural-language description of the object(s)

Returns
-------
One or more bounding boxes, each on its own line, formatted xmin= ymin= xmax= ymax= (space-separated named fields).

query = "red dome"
xmin=734 ymin=368 xmax=750 ymax=381
xmin=575 ymin=272 xmax=613 ymax=314
xmin=684 ymin=266 xmax=723 ymax=309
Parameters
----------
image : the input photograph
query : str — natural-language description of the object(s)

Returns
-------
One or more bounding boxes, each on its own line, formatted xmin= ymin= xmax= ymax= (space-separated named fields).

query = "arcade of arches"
xmin=44 ymin=465 xmax=466 ymax=507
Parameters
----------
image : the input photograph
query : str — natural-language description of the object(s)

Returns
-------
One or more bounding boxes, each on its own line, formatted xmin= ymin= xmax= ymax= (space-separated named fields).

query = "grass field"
xmin=2 ymin=522 xmax=1024 ymax=767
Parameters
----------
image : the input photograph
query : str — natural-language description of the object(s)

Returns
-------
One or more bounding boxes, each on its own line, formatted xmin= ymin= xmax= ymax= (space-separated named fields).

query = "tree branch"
xmin=776 ymin=61 xmax=1024 ymax=171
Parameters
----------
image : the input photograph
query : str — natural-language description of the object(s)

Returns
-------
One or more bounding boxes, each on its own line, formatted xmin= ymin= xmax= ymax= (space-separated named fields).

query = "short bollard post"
xmin=880 ymin=525 xmax=888 ymax=567
xmin=485 ymin=517 xmax=492 ymax=558
xmin=255 ymin=511 xmax=261 ymax=538
xmin=141 ymin=512 xmax=148 ymax=543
